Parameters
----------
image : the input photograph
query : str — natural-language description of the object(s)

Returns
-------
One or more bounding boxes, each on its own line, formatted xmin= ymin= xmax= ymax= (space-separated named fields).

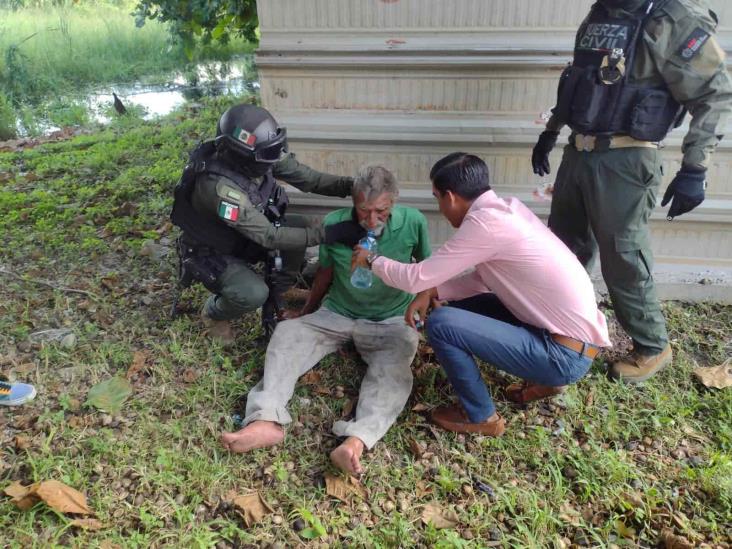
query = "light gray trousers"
xmin=243 ymin=307 xmax=419 ymax=449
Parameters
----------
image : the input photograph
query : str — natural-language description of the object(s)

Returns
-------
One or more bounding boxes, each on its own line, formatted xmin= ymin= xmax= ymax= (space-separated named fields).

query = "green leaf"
xmin=299 ymin=528 xmax=317 ymax=540
xmin=85 ymin=377 xmax=132 ymax=414
xmin=183 ymin=42 xmax=194 ymax=61
xmin=211 ymin=21 xmax=228 ymax=40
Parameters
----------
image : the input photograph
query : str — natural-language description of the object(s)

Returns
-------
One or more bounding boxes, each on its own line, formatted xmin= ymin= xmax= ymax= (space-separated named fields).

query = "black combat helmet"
xmin=215 ymin=104 xmax=288 ymax=168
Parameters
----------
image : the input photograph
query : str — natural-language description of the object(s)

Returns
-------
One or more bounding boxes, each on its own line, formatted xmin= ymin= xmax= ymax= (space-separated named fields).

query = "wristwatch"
xmin=366 ymin=251 xmax=379 ymax=268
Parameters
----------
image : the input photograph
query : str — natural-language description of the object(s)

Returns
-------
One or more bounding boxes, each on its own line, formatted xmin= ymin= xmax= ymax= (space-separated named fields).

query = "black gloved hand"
xmin=324 ymin=220 xmax=366 ymax=247
xmin=660 ymin=167 xmax=706 ymax=219
xmin=532 ymin=130 xmax=559 ymax=177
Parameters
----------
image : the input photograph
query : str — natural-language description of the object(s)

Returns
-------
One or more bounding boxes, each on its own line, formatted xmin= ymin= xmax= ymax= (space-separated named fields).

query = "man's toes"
xmin=331 ymin=446 xmax=360 ymax=475
xmin=351 ymin=456 xmax=363 ymax=475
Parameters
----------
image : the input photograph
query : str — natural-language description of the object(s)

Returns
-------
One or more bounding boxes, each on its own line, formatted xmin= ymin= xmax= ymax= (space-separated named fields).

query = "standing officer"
xmin=532 ymin=0 xmax=732 ymax=382
xmin=171 ymin=104 xmax=364 ymax=344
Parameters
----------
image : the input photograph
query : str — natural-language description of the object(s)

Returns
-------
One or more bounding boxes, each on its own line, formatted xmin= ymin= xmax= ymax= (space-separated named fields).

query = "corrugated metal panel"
xmin=256 ymin=0 xmax=732 ymax=288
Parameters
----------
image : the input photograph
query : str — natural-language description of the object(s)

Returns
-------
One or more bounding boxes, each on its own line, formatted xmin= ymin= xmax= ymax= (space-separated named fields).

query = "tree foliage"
xmin=133 ymin=0 xmax=258 ymax=58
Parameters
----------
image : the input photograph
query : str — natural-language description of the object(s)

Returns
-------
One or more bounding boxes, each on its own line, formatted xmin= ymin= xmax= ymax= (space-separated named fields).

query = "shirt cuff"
xmin=371 ymin=255 xmax=388 ymax=275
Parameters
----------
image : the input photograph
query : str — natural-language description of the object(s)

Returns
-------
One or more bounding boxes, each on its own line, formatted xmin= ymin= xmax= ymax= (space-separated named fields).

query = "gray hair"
xmin=352 ymin=165 xmax=399 ymax=202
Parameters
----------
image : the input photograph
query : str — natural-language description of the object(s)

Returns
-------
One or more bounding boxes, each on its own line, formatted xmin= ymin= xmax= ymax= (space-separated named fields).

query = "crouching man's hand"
xmin=351 ymin=245 xmax=371 ymax=272
xmin=405 ymin=288 xmax=439 ymax=330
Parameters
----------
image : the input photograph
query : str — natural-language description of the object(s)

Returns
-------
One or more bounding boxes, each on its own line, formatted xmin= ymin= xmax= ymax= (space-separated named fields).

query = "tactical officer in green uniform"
xmin=532 ymin=0 xmax=732 ymax=382
xmin=171 ymin=104 xmax=364 ymax=344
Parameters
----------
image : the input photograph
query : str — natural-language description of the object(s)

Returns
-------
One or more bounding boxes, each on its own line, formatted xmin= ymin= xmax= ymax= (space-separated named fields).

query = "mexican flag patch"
xmin=233 ymin=125 xmax=257 ymax=147
xmin=218 ymin=200 xmax=239 ymax=221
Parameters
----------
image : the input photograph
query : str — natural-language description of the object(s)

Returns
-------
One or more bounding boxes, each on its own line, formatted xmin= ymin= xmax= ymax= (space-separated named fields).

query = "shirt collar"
xmin=467 ymin=190 xmax=499 ymax=213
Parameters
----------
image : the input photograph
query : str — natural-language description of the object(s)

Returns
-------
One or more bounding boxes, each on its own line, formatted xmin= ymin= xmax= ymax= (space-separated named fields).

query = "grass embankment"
xmin=0 ymin=2 xmax=254 ymax=136
xmin=0 ymin=98 xmax=730 ymax=547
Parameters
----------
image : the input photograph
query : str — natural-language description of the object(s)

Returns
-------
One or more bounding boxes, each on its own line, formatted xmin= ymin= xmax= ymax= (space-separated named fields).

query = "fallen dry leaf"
xmin=421 ymin=503 xmax=459 ymax=529
xmin=182 ymin=368 xmax=199 ymax=383
xmin=126 ymin=351 xmax=148 ymax=380
xmin=155 ymin=221 xmax=173 ymax=235
xmin=411 ymin=403 xmax=430 ymax=412
xmin=12 ymin=362 xmax=36 ymax=376
xmin=671 ymin=511 xmax=691 ymax=531
xmin=6 ymin=480 xmax=92 ymax=515
xmin=100 ymin=275 xmax=120 ymax=292
xmin=14 ymin=435 xmax=31 ymax=450
xmin=659 ymin=528 xmax=694 ymax=549
xmin=314 ymin=385 xmax=331 ymax=395
xmin=408 ymin=437 xmax=425 ymax=459
xmin=615 ymin=519 xmax=636 ymax=539
xmin=419 ymin=344 xmax=434 ymax=356
xmin=585 ymin=388 xmax=594 ymax=407
xmin=300 ymin=370 xmax=321 ymax=385
xmin=230 ymin=492 xmax=273 ymax=527
xmin=621 ymin=491 xmax=644 ymax=508
xmin=693 ymin=359 xmax=732 ymax=389
xmin=415 ymin=481 xmax=433 ymax=499
xmin=70 ymin=518 xmax=104 ymax=530
xmin=341 ymin=397 xmax=357 ymax=418
xmin=4 ymin=481 xmax=28 ymax=499
xmin=282 ymin=287 xmax=310 ymax=303
xmin=324 ymin=473 xmax=368 ymax=503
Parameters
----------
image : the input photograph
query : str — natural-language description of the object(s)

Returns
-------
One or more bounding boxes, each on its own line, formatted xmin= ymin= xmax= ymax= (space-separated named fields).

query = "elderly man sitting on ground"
xmin=221 ymin=165 xmax=431 ymax=475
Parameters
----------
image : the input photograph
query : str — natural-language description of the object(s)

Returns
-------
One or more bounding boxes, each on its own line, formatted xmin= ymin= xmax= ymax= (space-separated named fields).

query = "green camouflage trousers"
xmin=204 ymin=214 xmax=309 ymax=320
xmin=549 ymin=144 xmax=668 ymax=354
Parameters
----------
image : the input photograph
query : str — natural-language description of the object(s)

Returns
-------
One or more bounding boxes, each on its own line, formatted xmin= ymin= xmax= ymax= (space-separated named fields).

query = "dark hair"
xmin=429 ymin=153 xmax=490 ymax=200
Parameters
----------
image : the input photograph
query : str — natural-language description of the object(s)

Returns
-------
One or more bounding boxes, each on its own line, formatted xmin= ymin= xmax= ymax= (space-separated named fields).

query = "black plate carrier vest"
xmin=170 ymin=140 xmax=289 ymax=256
xmin=552 ymin=0 xmax=684 ymax=141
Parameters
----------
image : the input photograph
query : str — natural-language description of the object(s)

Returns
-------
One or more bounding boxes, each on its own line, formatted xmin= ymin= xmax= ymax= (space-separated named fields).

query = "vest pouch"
xmin=569 ymin=68 xmax=613 ymax=133
xmin=629 ymin=89 xmax=681 ymax=141
xmin=182 ymin=254 xmax=229 ymax=293
xmin=552 ymin=65 xmax=583 ymax=125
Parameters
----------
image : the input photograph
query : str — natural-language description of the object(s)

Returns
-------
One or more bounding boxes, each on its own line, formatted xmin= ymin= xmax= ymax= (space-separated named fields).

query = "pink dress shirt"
xmin=372 ymin=190 xmax=611 ymax=347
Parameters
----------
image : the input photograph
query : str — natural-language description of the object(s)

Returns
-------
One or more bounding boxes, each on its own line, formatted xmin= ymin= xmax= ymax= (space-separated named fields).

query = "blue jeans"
xmin=426 ymin=294 xmax=592 ymax=422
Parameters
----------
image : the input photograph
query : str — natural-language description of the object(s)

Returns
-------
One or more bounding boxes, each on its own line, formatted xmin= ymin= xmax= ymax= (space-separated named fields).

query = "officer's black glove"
xmin=660 ymin=167 xmax=706 ymax=220
xmin=532 ymin=130 xmax=559 ymax=177
xmin=324 ymin=220 xmax=366 ymax=247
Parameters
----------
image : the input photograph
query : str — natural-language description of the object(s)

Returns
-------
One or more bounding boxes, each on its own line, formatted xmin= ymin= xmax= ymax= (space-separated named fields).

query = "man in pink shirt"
xmin=352 ymin=153 xmax=611 ymax=435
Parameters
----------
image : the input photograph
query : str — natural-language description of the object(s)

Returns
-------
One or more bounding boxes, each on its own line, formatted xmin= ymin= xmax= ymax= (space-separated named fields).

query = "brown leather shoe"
xmin=430 ymin=405 xmax=506 ymax=436
xmin=201 ymin=308 xmax=235 ymax=346
xmin=609 ymin=344 xmax=672 ymax=384
xmin=505 ymin=381 xmax=567 ymax=405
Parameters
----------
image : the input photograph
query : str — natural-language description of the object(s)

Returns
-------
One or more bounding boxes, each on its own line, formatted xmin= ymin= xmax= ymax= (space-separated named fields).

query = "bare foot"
xmin=220 ymin=420 xmax=284 ymax=453
xmin=330 ymin=436 xmax=365 ymax=475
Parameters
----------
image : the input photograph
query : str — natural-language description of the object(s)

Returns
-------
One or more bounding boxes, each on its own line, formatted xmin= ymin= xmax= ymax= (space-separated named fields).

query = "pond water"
xmin=22 ymin=55 xmax=259 ymax=136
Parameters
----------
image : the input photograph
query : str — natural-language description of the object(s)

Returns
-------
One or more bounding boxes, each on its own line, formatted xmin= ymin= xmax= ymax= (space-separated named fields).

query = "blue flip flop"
xmin=0 ymin=381 xmax=37 ymax=406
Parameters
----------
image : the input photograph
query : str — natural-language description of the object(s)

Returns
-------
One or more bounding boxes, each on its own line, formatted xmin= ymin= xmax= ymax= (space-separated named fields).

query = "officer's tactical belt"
xmin=572 ymin=133 xmax=658 ymax=152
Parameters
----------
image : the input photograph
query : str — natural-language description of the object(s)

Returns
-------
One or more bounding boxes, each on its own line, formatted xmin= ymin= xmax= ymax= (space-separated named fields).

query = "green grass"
xmin=0 ymin=2 xmax=254 ymax=106
xmin=0 ymin=97 xmax=730 ymax=547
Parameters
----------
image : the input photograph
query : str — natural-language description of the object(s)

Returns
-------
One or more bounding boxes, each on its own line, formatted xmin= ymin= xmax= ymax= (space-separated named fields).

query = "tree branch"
xmin=0 ymin=267 xmax=100 ymax=300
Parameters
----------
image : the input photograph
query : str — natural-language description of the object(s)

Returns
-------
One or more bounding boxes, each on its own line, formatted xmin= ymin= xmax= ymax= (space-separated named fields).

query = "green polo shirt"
xmin=319 ymin=206 xmax=431 ymax=321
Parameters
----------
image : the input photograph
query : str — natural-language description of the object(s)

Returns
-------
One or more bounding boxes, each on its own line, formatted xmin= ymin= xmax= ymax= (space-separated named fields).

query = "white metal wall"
xmin=256 ymin=0 xmax=732 ymax=285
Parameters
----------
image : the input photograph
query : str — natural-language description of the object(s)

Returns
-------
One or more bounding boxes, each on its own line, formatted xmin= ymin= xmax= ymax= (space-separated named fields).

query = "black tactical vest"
xmin=170 ymin=140 xmax=289 ymax=256
xmin=552 ymin=0 xmax=684 ymax=140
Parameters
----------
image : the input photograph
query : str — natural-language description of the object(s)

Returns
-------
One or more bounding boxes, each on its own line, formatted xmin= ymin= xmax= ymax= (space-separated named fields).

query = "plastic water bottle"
xmin=350 ymin=230 xmax=377 ymax=289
